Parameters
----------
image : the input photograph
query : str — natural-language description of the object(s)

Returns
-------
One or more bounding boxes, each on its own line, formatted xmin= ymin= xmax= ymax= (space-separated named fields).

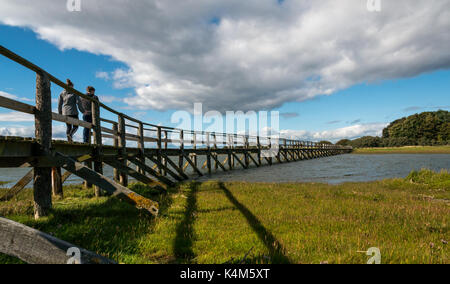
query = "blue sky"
xmin=0 ymin=1 xmax=449 ymax=142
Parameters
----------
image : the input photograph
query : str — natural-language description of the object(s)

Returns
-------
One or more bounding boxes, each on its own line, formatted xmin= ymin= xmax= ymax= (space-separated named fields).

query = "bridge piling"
xmin=33 ymin=71 xmax=52 ymax=219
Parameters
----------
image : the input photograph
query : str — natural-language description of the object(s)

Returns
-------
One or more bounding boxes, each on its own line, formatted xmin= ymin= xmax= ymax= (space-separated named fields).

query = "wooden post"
xmin=206 ymin=132 xmax=211 ymax=174
xmin=164 ymin=130 xmax=168 ymax=176
xmin=213 ymin=133 xmax=218 ymax=171
xmin=268 ymin=137 xmax=273 ymax=166
xmin=257 ymin=136 xmax=262 ymax=166
xmin=228 ymin=134 xmax=233 ymax=170
xmin=244 ymin=136 xmax=249 ymax=168
xmin=157 ymin=127 xmax=162 ymax=175
xmin=92 ymin=99 xmax=103 ymax=197
xmin=113 ymin=123 xmax=120 ymax=182
xmin=51 ymin=167 xmax=63 ymax=199
xmin=137 ymin=122 xmax=145 ymax=175
xmin=179 ymin=130 xmax=184 ymax=174
xmin=193 ymin=133 xmax=198 ymax=169
xmin=34 ymin=71 xmax=52 ymax=219
xmin=118 ymin=114 xmax=128 ymax=187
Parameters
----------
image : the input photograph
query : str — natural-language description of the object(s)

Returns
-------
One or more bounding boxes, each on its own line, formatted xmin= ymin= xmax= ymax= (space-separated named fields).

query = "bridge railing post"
xmin=257 ymin=136 xmax=261 ymax=166
xmin=213 ymin=133 xmax=218 ymax=170
xmin=113 ymin=123 xmax=120 ymax=182
xmin=206 ymin=132 xmax=211 ymax=174
xmin=92 ymin=98 xmax=103 ymax=197
xmin=179 ymin=130 xmax=184 ymax=174
xmin=137 ymin=122 xmax=145 ymax=175
xmin=34 ymin=71 xmax=52 ymax=219
xmin=118 ymin=114 xmax=128 ymax=187
xmin=193 ymin=132 xmax=197 ymax=169
xmin=157 ymin=127 xmax=162 ymax=174
xmin=163 ymin=130 xmax=168 ymax=176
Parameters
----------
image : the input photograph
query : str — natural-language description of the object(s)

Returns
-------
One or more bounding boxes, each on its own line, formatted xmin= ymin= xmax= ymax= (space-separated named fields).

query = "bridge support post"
xmin=206 ymin=132 xmax=212 ymax=174
xmin=113 ymin=123 xmax=120 ymax=182
xmin=51 ymin=167 xmax=63 ymax=199
xmin=92 ymin=99 xmax=103 ymax=197
xmin=118 ymin=114 xmax=128 ymax=187
xmin=157 ymin=127 xmax=162 ymax=175
xmin=163 ymin=130 xmax=168 ymax=176
xmin=33 ymin=71 xmax=52 ymax=219
xmin=137 ymin=122 xmax=145 ymax=175
xmin=179 ymin=130 xmax=184 ymax=175
xmin=257 ymin=136 xmax=262 ymax=166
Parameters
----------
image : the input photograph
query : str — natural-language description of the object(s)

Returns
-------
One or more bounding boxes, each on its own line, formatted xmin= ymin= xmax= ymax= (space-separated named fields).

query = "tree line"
xmin=335 ymin=110 xmax=449 ymax=148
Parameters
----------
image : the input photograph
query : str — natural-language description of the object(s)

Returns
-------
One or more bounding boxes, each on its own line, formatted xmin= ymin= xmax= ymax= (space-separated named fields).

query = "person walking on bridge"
xmin=58 ymin=79 xmax=83 ymax=142
xmin=79 ymin=86 xmax=99 ymax=144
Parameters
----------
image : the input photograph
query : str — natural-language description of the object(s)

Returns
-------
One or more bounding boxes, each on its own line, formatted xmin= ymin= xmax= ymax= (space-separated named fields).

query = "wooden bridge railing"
xmin=0 ymin=45 xmax=352 ymax=219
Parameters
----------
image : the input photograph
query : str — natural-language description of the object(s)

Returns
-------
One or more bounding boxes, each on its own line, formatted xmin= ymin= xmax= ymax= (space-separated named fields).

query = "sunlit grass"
xmin=1 ymin=169 xmax=448 ymax=264
xmin=353 ymin=146 xmax=450 ymax=154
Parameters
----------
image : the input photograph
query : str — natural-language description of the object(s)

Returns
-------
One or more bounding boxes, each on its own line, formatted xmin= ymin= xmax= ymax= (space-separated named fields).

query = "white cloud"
xmin=0 ymin=90 xmax=33 ymax=102
xmin=281 ymin=123 xmax=388 ymax=142
xmin=95 ymin=71 xmax=110 ymax=80
xmin=0 ymin=0 xmax=449 ymax=112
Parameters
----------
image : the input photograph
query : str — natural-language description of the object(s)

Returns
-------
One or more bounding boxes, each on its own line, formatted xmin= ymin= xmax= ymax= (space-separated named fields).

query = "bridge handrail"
xmin=0 ymin=45 xmax=350 ymax=151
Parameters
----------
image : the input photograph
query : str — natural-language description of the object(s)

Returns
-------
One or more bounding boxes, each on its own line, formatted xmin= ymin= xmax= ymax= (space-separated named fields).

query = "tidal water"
xmin=0 ymin=154 xmax=448 ymax=187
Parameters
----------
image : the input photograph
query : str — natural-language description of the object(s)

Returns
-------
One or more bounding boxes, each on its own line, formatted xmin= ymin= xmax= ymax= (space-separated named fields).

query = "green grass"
xmin=1 ymin=169 xmax=449 ymax=264
xmin=353 ymin=146 xmax=450 ymax=154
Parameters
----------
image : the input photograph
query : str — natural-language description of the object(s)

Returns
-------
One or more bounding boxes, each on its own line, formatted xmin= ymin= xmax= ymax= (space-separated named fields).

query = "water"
xmin=0 ymin=154 xmax=448 ymax=187
xmin=197 ymin=154 xmax=450 ymax=184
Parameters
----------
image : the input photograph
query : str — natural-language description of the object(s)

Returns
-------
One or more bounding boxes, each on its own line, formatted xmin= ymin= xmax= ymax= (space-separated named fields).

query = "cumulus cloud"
xmin=0 ymin=0 xmax=449 ymax=112
xmin=281 ymin=123 xmax=388 ymax=142
xmin=0 ymin=112 xmax=34 ymax=122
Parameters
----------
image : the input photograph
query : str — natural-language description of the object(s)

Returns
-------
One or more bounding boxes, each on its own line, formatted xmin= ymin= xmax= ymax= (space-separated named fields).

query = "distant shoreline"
xmin=352 ymin=146 xmax=450 ymax=154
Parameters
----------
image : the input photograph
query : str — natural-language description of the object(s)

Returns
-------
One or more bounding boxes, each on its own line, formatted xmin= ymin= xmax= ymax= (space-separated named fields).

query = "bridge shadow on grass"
xmin=172 ymin=182 xmax=200 ymax=263
xmin=15 ymin=183 xmax=175 ymax=263
xmin=218 ymin=182 xmax=291 ymax=264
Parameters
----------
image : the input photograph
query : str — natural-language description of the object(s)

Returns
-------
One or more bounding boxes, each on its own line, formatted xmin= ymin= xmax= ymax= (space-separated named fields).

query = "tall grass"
xmin=0 ymin=169 xmax=448 ymax=264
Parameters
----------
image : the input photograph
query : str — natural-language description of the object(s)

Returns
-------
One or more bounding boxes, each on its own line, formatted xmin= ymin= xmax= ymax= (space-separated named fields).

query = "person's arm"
xmin=77 ymin=96 xmax=85 ymax=114
xmin=58 ymin=94 xmax=63 ymax=115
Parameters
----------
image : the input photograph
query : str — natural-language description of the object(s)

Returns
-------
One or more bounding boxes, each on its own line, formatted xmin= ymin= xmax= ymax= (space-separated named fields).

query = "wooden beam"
xmin=159 ymin=152 xmax=189 ymax=180
xmin=211 ymin=154 xmax=227 ymax=172
xmin=232 ymin=153 xmax=247 ymax=169
xmin=49 ymin=151 xmax=159 ymax=216
xmin=0 ymin=217 xmax=116 ymax=264
xmin=182 ymin=153 xmax=203 ymax=177
xmin=125 ymin=156 xmax=175 ymax=187
xmin=248 ymin=153 xmax=260 ymax=167
xmin=0 ymin=169 xmax=33 ymax=202
xmin=143 ymin=154 xmax=185 ymax=181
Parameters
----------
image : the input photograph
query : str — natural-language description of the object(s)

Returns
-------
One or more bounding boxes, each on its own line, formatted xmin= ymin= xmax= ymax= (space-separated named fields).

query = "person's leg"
xmin=83 ymin=114 xmax=92 ymax=143
xmin=69 ymin=115 xmax=79 ymax=140
xmin=66 ymin=123 xmax=73 ymax=142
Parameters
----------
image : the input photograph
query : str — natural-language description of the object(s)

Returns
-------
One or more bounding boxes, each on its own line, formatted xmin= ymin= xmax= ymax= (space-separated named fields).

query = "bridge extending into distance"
xmin=0 ymin=45 xmax=352 ymax=264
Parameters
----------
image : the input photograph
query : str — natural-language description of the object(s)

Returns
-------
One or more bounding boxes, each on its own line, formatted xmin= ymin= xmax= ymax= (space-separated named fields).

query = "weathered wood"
xmin=0 ymin=217 xmax=116 ymax=264
xmin=129 ymin=154 xmax=175 ymax=187
xmin=50 ymin=151 xmax=159 ymax=216
xmin=34 ymin=71 xmax=52 ymax=219
xmin=92 ymin=99 xmax=103 ymax=197
xmin=159 ymin=152 xmax=189 ymax=180
xmin=232 ymin=153 xmax=247 ymax=169
xmin=52 ymin=112 xmax=92 ymax=129
xmin=144 ymin=154 xmax=185 ymax=182
xmin=179 ymin=130 xmax=184 ymax=174
xmin=112 ymin=124 xmax=120 ymax=182
xmin=104 ymin=158 xmax=167 ymax=189
xmin=0 ymin=95 xmax=35 ymax=114
xmin=51 ymin=167 xmax=63 ymax=198
xmin=183 ymin=153 xmax=203 ymax=177
xmin=206 ymin=133 xmax=212 ymax=174
xmin=157 ymin=127 xmax=162 ymax=175
xmin=118 ymin=115 xmax=128 ymax=187
xmin=0 ymin=169 xmax=33 ymax=201
xmin=211 ymin=154 xmax=227 ymax=172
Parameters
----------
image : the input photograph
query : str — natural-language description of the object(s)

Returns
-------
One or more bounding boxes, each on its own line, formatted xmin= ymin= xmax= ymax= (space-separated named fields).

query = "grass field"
xmin=353 ymin=146 xmax=450 ymax=154
xmin=0 ymin=169 xmax=448 ymax=264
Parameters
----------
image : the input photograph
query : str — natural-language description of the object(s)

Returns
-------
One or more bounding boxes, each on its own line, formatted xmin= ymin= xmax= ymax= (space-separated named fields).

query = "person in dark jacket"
xmin=58 ymin=79 xmax=83 ymax=142
xmin=80 ymin=86 xmax=99 ymax=143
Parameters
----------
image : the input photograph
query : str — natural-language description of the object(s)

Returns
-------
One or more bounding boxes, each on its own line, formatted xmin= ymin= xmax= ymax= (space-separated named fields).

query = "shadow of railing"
xmin=218 ymin=182 xmax=291 ymax=264
xmin=173 ymin=182 xmax=200 ymax=263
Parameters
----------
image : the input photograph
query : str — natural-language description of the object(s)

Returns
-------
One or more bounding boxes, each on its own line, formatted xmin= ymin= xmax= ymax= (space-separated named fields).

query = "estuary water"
xmin=0 ymin=154 xmax=448 ymax=187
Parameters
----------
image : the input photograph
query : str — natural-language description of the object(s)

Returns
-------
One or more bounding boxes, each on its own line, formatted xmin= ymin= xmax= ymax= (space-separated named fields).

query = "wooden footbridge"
xmin=0 ymin=45 xmax=351 ymax=263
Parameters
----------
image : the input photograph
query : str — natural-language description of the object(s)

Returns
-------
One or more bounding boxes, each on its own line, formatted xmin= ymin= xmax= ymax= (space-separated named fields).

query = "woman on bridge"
xmin=58 ymin=79 xmax=83 ymax=142
xmin=79 ymin=86 xmax=99 ymax=144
